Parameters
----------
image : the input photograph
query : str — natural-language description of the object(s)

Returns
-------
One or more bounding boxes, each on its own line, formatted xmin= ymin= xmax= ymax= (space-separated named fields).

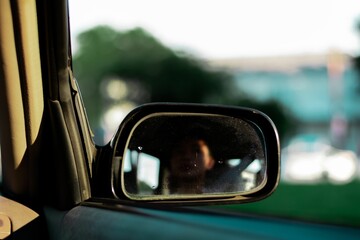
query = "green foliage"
xmin=73 ymin=25 xmax=295 ymax=142
xmin=217 ymin=181 xmax=360 ymax=227
xmin=73 ymin=26 xmax=232 ymax=127
xmin=231 ymin=98 xmax=297 ymax=142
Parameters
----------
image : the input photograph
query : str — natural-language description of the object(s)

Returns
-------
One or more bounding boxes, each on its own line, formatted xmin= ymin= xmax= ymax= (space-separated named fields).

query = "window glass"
xmin=69 ymin=0 xmax=360 ymax=226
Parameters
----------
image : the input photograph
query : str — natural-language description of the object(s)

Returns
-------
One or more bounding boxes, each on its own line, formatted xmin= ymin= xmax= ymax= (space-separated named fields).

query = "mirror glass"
xmin=120 ymin=113 xmax=266 ymax=199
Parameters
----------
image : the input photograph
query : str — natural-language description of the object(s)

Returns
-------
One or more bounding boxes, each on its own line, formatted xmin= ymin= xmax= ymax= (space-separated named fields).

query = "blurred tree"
xmin=73 ymin=26 xmax=233 ymax=127
xmin=231 ymin=98 xmax=298 ymax=142
xmin=73 ymin=25 xmax=294 ymax=142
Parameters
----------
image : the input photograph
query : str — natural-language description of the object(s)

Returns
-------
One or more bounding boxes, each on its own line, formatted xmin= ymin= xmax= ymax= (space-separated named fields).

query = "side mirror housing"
xmin=96 ymin=103 xmax=280 ymax=205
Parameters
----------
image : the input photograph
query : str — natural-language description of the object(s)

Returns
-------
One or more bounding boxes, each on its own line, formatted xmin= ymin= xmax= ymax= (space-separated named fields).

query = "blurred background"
xmin=69 ymin=0 xmax=360 ymax=226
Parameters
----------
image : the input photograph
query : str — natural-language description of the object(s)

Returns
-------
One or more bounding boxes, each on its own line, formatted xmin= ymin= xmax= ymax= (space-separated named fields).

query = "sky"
xmin=69 ymin=0 xmax=360 ymax=59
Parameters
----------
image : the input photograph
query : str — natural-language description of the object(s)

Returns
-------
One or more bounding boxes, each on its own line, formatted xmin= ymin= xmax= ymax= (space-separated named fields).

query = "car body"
xmin=282 ymin=134 xmax=359 ymax=184
xmin=0 ymin=0 xmax=359 ymax=239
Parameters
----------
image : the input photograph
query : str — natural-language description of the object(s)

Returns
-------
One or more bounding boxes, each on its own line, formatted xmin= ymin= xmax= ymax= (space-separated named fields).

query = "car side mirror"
xmin=103 ymin=103 xmax=280 ymax=205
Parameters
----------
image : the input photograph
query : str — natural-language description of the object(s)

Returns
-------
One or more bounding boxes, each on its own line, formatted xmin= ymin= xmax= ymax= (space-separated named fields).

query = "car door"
xmin=0 ymin=1 xmax=277 ymax=239
xmin=0 ymin=0 xmax=93 ymax=238
xmin=1 ymin=1 xmax=360 ymax=240
xmin=0 ymin=1 xmax=279 ymax=239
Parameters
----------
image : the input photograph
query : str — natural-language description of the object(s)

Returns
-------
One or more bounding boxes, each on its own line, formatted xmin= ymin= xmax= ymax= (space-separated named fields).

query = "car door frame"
xmin=1 ymin=0 xmax=95 ymax=237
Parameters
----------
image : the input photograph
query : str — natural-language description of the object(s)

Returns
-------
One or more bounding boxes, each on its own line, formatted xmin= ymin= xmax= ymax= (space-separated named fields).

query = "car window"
xmin=69 ymin=0 xmax=360 ymax=227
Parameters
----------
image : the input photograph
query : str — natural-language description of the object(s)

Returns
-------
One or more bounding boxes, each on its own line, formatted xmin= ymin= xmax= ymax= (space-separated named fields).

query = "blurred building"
xmin=210 ymin=53 xmax=360 ymax=183
xmin=210 ymin=53 xmax=360 ymax=152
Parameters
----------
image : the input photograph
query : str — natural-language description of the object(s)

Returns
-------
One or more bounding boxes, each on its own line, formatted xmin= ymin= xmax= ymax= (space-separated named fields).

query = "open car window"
xmin=68 ymin=0 xmax=360 ymax=227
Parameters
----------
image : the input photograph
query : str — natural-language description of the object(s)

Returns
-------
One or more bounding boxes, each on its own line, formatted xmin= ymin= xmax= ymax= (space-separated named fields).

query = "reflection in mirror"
xmin=121 ymin=113 xmax=266 ymax=199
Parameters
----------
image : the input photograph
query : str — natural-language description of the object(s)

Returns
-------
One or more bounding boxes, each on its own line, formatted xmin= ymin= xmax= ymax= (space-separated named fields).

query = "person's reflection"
xmin=168 ymin=135 xmax=215 ymax=194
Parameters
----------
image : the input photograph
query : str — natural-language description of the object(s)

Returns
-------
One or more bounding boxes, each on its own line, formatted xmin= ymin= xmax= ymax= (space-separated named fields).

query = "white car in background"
xmin=282 ymin=135 xmax=359 ymax=184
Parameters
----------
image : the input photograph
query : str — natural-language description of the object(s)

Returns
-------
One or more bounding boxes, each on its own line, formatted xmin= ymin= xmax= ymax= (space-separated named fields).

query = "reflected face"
xmin=170 ymin=139 xmax=214 ymax=178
